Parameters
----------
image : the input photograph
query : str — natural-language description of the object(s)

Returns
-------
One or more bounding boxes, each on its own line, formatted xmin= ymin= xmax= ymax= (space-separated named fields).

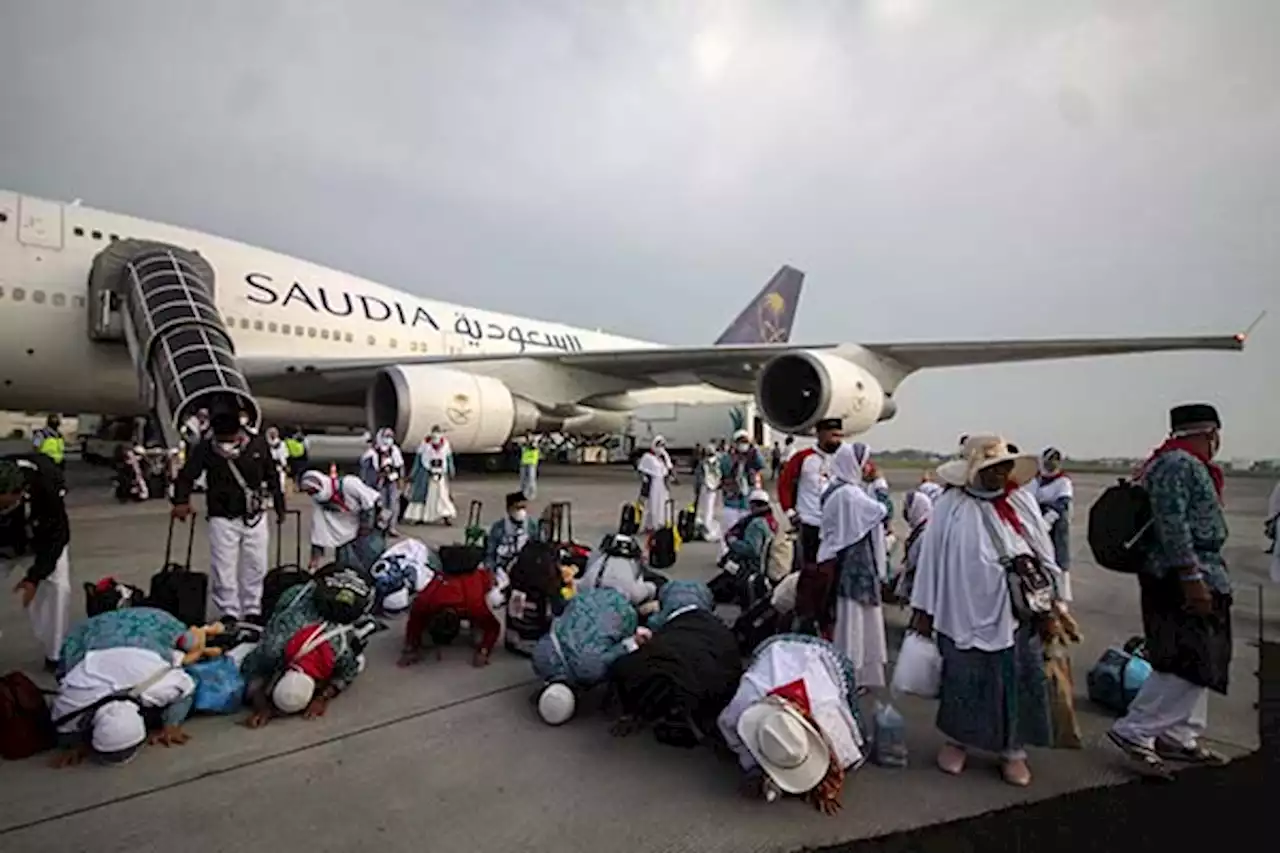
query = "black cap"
xmin=210 ymin=411 xmax=241 ymax=437
xmin=505 ymin=491 xmax=527 ymax=509
xmin=816 ymin=418 xmax=843 ymax=432
xmin=1170 ymin=403 xmax=1221 ymax=433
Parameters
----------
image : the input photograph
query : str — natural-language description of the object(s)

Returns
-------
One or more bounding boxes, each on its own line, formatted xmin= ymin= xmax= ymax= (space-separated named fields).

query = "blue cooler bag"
xmin=187 ymin=656 xmax=247 ymax=715
xmin=1086 ymin=640 xmax=1153 ymax=715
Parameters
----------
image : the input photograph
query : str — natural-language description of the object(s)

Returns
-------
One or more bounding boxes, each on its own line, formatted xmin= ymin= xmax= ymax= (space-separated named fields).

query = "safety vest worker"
xmin=519 ymin=441 xmax=540 ymax=500
xmin=284 ymin=437 xmax=306 ymax=458
xmin=33 ymin=415 xmax=66 ymax=467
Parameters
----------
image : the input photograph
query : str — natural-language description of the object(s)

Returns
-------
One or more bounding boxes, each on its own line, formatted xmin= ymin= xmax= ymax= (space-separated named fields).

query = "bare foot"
xmin=147 ymin=726 xmax=191 ymax=747
xmin=397 ymin=649 xmax=422 ymax=668
xmin=243 ymin=710 xmax=272 ymax=730
xmin=936 ymin=743 xmax=966 ymax=775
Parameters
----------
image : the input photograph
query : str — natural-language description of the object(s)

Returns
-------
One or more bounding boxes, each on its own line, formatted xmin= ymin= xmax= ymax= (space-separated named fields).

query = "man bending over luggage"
xmin=398 ymin=565 xmax=502 ymax=668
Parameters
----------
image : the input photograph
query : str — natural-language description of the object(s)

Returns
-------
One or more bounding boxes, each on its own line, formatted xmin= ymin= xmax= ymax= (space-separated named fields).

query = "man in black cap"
xmin=0 ymin=454 xmax=72 ymax=671
xmin=173 ymin=409 xmax=286 ymax=628
xmin=1109 ymin=403 xmax=1231 ymax=778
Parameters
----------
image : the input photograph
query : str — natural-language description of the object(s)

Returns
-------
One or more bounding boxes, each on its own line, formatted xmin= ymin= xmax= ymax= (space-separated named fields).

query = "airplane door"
xmin=16 ymin=196 xmax=63 ymax=250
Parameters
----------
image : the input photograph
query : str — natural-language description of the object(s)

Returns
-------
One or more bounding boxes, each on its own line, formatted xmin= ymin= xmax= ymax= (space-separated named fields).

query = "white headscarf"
xmin=817 ymin=443 xmax=888 ymax=561
xmin=92 ymin=700 xmax=147 ymax=755
xmin=300 ymin=470 xmax=333 ymax=502
xmin=905 ymin=490 xmax=933 ymax=530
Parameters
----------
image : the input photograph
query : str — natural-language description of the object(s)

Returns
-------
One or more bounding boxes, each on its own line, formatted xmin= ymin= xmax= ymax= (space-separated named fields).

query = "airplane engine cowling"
xmin=755 ymin=351 xmax=886 ymax=435
xmin=368 ymin=365 xmax=540 ymax=453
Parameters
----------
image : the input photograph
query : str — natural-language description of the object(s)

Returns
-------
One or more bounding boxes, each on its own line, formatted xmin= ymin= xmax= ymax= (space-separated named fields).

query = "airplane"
xmin=0 ymin=189 xmax=1247 ymax=456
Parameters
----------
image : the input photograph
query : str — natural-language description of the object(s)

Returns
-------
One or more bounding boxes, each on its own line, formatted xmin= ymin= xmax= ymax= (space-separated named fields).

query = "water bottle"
xmin=872 ymin=702 xmax=908 ymax=768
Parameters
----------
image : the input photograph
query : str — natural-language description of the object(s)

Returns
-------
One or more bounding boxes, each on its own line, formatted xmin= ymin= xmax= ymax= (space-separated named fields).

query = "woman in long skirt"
xmin=404 ymin=427 xmax=457 ymax=525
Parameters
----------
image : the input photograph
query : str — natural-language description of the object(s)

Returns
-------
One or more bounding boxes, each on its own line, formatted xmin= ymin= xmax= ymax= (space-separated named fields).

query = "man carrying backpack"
xmin=1107 ymin=403 xmax=1231 ymax=779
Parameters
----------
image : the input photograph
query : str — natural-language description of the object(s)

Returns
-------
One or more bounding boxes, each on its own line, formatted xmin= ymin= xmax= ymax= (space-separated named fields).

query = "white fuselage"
xmin=0 ymin=190 xmax=739 ymax=427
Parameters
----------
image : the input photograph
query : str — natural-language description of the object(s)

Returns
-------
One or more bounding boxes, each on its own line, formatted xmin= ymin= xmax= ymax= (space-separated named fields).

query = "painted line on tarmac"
xmin=0 ymin=677 xmax=538 ymax=837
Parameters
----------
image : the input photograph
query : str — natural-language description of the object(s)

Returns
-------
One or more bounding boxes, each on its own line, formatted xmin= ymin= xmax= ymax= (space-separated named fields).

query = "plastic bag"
xmin=890 ymin=632 xmax=942 ymax=699
xmin=871 ymin=702 xmax=908 ymax=767
xmin=187 ymin=655 xmax=246 ymax=715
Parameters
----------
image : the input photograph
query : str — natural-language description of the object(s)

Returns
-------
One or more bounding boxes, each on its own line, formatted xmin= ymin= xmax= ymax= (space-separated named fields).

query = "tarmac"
xmin=0 ymin=462 xmax=1274 ymax=853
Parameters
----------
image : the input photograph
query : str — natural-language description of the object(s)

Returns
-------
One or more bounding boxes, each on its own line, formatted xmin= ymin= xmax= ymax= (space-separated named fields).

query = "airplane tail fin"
xmin=714 ymin=265 xmax=804 ymax=345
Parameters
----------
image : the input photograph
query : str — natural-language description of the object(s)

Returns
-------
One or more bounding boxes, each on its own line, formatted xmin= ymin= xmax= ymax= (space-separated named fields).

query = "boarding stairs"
xmin=86 ymin=240 xmax=259 ymax=449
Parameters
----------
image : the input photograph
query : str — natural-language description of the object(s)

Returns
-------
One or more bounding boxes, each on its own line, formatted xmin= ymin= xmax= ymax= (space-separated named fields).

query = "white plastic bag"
xmin=890 ymin=632 xmax=942 ymax=699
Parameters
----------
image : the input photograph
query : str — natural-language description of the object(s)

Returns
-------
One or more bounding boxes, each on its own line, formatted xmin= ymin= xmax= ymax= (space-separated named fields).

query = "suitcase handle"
xmin=164 ymin=514 xmax=196 ymax=572
xmin=276 ymin=509 xmax=303 ymax=569
xmin=546 ymin=501 xmax=573 ymax=543
xmin=467 ymin=499 xmax=483 ymax=529
xmin=664 ymin=498 xmax=676 ymax=528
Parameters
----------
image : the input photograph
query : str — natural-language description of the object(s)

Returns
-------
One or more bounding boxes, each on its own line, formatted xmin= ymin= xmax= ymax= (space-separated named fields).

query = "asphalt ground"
xmin=0 ymin=462 xmax=1273 ymax=853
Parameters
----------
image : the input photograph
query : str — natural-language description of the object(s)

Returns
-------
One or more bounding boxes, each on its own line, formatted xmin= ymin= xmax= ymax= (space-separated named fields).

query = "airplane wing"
xmin=239 ymin=332 xmax=1245 ymax=407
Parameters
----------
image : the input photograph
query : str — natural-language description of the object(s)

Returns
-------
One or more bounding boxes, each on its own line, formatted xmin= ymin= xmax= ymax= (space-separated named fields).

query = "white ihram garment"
xmin=637 ymin=452 xmax=670 ymax=532
xmin=310 ymin=476 xmax=381 ymax=550
xmin=5 ymin=546 xmax=72 ymax=662
xmin=208 ymin=517 xmax=270 ymax=620
xmin=52 ymin=647 xmax=194 ymax=734
xmin=695 ymin=457 xmax=722 ymax=541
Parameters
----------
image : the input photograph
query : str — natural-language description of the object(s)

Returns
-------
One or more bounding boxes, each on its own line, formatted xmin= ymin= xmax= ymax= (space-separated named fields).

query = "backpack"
xmin=0 ymin=672 xmax=56 ymax=760
xmin=732 ymin=597 xmax=782 ymax=657
xmin=313 ymin=564 xmax=376 ymax=624
xmin=1087 ymin=479 xmax=1154 ymax=573
xmin=619 ymin=502 xmax=642 ymax=536
xmin=676 ymin=505 xmax=698 ymax=542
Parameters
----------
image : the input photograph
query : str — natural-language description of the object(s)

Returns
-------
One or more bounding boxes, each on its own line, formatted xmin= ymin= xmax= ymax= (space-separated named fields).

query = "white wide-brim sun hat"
xmin=935 ymin=434 xmax=1038 ymax=489
xmin=737 ymin=697 xmax=830 ymax=795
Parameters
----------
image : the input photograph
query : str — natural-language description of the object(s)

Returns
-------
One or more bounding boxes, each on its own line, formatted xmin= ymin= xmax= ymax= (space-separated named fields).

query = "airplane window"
xmin=280 ymin=323 xmax=290 ymax=334
xmin=308 ymin=327 xmax=317 ymax=338
xmin=320 ymin=329 xmax=330 ymax=340
xmin=12 ymin=287 xmax=24 ymax=301
xmin=109 ymin=234 xmax=119 ymax=241
xmin=367 ymin=335 xmax=376 ymax=346
xmin=32 ymin=290 xmax=45 ymax=304
xmin=409 ymin=342 xmax=418 ymax=352
xmin=52 ymin=293 xmax=65 ymax=306
xmin=240 ymin=319 xmax=250 ymax=329
xmin=389 ymin=338 xmax=397 ymax=348
xmin=268 ymin=322 xmax=278 ymax=333
xmin=295 ymin=326 xmax=303 ymax=337
xmin=344 ymin=332 xmax=353 ymax=343
xmin=73 ymin=227 xmax=85 ymax=237
xmin=254 ymin=320 xmax=264 ymax=331
xmin=0 ymin=212 xmax=7 ymax=222
xmin=91 ymin=230 xmax=102 ymax=240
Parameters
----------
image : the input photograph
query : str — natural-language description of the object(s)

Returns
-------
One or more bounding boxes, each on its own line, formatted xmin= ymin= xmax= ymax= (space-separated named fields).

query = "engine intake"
xmin=368 ymin=365 xmax=539 ymax=453
xmin=756 ymin=351 xmax=886 ymax=435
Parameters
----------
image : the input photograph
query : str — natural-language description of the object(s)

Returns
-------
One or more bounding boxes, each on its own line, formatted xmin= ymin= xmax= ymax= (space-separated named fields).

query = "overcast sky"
xmin=1 ymin=0 xmax=1275 ymax=458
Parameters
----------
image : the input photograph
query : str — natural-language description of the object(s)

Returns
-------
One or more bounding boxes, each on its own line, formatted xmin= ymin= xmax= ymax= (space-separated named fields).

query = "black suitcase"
xmin=677 ymin=505 xmax=698 ymax=542
xmin=149 ymin=515 xmax=209 ymax=626
xmin=732 ymin=596 xmax=781 ymax=657
xmin=647 ymin=500 xmax=678 ymax=570
xmin=438 ymin=543 xmax=485 ymax=576
xmin=262 ymin=509 xmax=309 ymax=618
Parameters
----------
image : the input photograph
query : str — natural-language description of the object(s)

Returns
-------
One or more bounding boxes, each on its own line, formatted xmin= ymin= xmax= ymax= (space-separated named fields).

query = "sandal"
xmin=1107 ymin=730 xmax=1175 ymax=780
xmin=1154 ymin=737 xmax=1228 ymax=766
xmin=936 ymin=743 xmax=966 ymax=775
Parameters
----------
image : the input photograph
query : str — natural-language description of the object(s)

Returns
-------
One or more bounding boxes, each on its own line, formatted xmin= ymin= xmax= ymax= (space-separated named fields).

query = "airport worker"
xmin=361 ymin=427 xmax=405 ymax=534
xmin=608 ymin=581 xmax=742 ymax=743
xmin=717 ymin=430 xmax=766 ymax=556
xmin=1108 ymin=404 xmax=1233 ymax=778
xmin=172 ymin=411 xmax=286 ymax=629
xmin=909 ymin=435 xmax=1061 ymax=787
xmin=1034 ymin=448 xmax=1074 ymax=600
xmin=404 ymin=425 xmax=457 ymax=525
xmin=297 ymin=469 xmax=386 ymax=573
xmin=723 ymin=489 xmax=778 ymax=578
xmin=485 ymin=490 xmax=541 ymax=571
xmin=1268 ymin=480 xmax=1280 ymax=584
xmin=692 ymin=444 xmax=722 ymax=541
xmin=283 ymin=428 xmax=309 ymax=486
xmin=398 ymin=564 xmax=503 ymax=668
xmin=520 ymin=436 xmax=541 ymax=499
xmin=636 ymin=436 xmax=673 ymax=533
xmin=32 ymin=414 xmax=66 ymax=469
xmin=817 ymin=443 xmax=890 ymax=689
xmin=265 ymin=426 xmax=290 ymax=494
xmin=717 ymin=634 xmax=866 ymax=815
xmin=242 ymin=571 xmax=377 ymax=728
xmin=532 ymin=587 xmax=642 ymax=724
xmin=0 ymin=456 xmax=72 ymax=672
xmin=891 ymin=490 xmax=932 ymax=603
xmin=778 ymin=418 xmax=843 ymax=568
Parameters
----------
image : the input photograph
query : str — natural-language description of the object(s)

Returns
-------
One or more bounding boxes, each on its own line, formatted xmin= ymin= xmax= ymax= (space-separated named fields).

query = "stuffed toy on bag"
xmin=176 ymin=622 xmax=228 ymax=665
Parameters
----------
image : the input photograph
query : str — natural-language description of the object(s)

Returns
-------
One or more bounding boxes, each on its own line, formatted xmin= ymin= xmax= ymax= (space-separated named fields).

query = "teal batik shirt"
xmin=1141 ymin=449 xmax=1230 ymax=595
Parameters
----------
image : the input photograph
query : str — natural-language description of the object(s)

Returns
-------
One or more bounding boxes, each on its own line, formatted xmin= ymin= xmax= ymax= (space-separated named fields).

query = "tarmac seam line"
xmin=0 ymin=677 xmax=538 ymax=837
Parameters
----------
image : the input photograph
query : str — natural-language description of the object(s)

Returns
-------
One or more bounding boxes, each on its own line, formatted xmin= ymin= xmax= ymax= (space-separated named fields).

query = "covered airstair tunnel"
xmin=87 ymin=239 xmax=259 ymax=449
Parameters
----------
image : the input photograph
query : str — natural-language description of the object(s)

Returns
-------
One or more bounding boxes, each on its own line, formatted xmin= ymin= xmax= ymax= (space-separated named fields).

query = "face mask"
xmin=379 ymin=437 xmax=393 ymax=449
xmin=430 ymin=433 xmax=441 ymax=441
xmin=215 ymin=441 xmax=241 ymax=459
xmin=736 ymin=442 xmax=750 ymax=453
xmin=509 ymin=509 xmax=527 ymax=523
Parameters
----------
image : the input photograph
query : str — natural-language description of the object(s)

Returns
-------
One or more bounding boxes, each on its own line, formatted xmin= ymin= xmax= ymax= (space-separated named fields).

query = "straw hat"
xmin=935 ymin=434 xmax=1037 ymax=488
xmin=737 ymin=697 xmax=830 ymax=794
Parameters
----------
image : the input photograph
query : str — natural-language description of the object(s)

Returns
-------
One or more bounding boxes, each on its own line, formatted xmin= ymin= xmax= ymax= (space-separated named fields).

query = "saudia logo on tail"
xmin=244 ymin=273 xmax=584 ymax=353
xmin=757 ymin=291 xmax=787 ymax=343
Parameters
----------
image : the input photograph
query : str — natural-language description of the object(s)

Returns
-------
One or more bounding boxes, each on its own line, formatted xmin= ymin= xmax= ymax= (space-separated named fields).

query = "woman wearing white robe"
xmin=818 ymin=443 xmax=889 ymax=690
xmin=404 ymin=430 xmax=457 ymax=525
xmin=636 ymin=437 xmax=672 ymax=533
xmin=693 ymin=446 xmax=722 ymax=541
xmin=1267 ymin=480 xmax=1280 ymax=584
xmin=360 ymin=429 xmax=405 ymax=533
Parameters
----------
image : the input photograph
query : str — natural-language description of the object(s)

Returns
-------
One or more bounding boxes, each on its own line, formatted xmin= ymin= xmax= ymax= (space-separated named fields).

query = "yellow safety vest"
xmin=520 ymin=447 xmax=540 ymax=466
xmin=38 ymin=433 xmax=65 ymax=465
xmin=284 ymin=438 xmax=305 ymax=458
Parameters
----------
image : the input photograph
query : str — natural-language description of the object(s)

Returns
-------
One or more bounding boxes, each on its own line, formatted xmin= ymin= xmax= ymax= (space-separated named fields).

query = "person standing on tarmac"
xmin=172 ymin=410 xmax=286 ymax=629
xmin=32 ymin=414 xmax=66 ymax=470
xmin=520 ymin=437 xmax=541 ymax=500
xmin=0 ymin=456 xmax=72 ymax=672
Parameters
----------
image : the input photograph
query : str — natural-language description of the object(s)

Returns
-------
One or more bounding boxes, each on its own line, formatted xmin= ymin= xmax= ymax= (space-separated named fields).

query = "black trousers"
xmin=797 ymin=523 xmax=821 ymax=569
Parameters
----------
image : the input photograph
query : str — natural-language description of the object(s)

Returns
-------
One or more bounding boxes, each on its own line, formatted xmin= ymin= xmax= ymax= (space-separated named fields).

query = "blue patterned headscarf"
xmin=649 ymin=580 xmax=713 ymax=630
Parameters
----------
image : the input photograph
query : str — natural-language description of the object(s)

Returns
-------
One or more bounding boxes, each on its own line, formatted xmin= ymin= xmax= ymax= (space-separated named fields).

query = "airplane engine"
xmin=368 ymin=365 xmax=540 ymax=453
xmin=755 ymin=351 xmax=887 ymax=435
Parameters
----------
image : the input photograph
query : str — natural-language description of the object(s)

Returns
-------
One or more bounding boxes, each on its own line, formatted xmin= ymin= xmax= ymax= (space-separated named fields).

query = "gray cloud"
xmin=1 ymin=0 xmax=1275 ymax=457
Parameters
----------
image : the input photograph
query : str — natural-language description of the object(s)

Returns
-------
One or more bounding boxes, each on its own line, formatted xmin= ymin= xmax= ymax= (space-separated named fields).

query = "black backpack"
xmin=1087 ymin=479 xmax=1154 ymax=573
xmin=313 ymin=564 xmax=376 ymax=624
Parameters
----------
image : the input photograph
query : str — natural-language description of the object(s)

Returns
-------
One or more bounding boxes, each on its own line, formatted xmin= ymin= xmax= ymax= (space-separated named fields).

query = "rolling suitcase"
xmin=618 ymin=502 xmax=642 ymax=536
xmin=149 ymin=515 xmax=209 ymax=626
xmin=544 ymin=501 xmax=590 ymax=573
xmin=463 ymin=500 xmax=486 ymax=548
xmin=647 ymin=499 xmax=679 ymax=570
xmin=262 ymin=509 xmax=309 ymax=618
xmin=677 ymin=504 xmax=698 ymax=542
